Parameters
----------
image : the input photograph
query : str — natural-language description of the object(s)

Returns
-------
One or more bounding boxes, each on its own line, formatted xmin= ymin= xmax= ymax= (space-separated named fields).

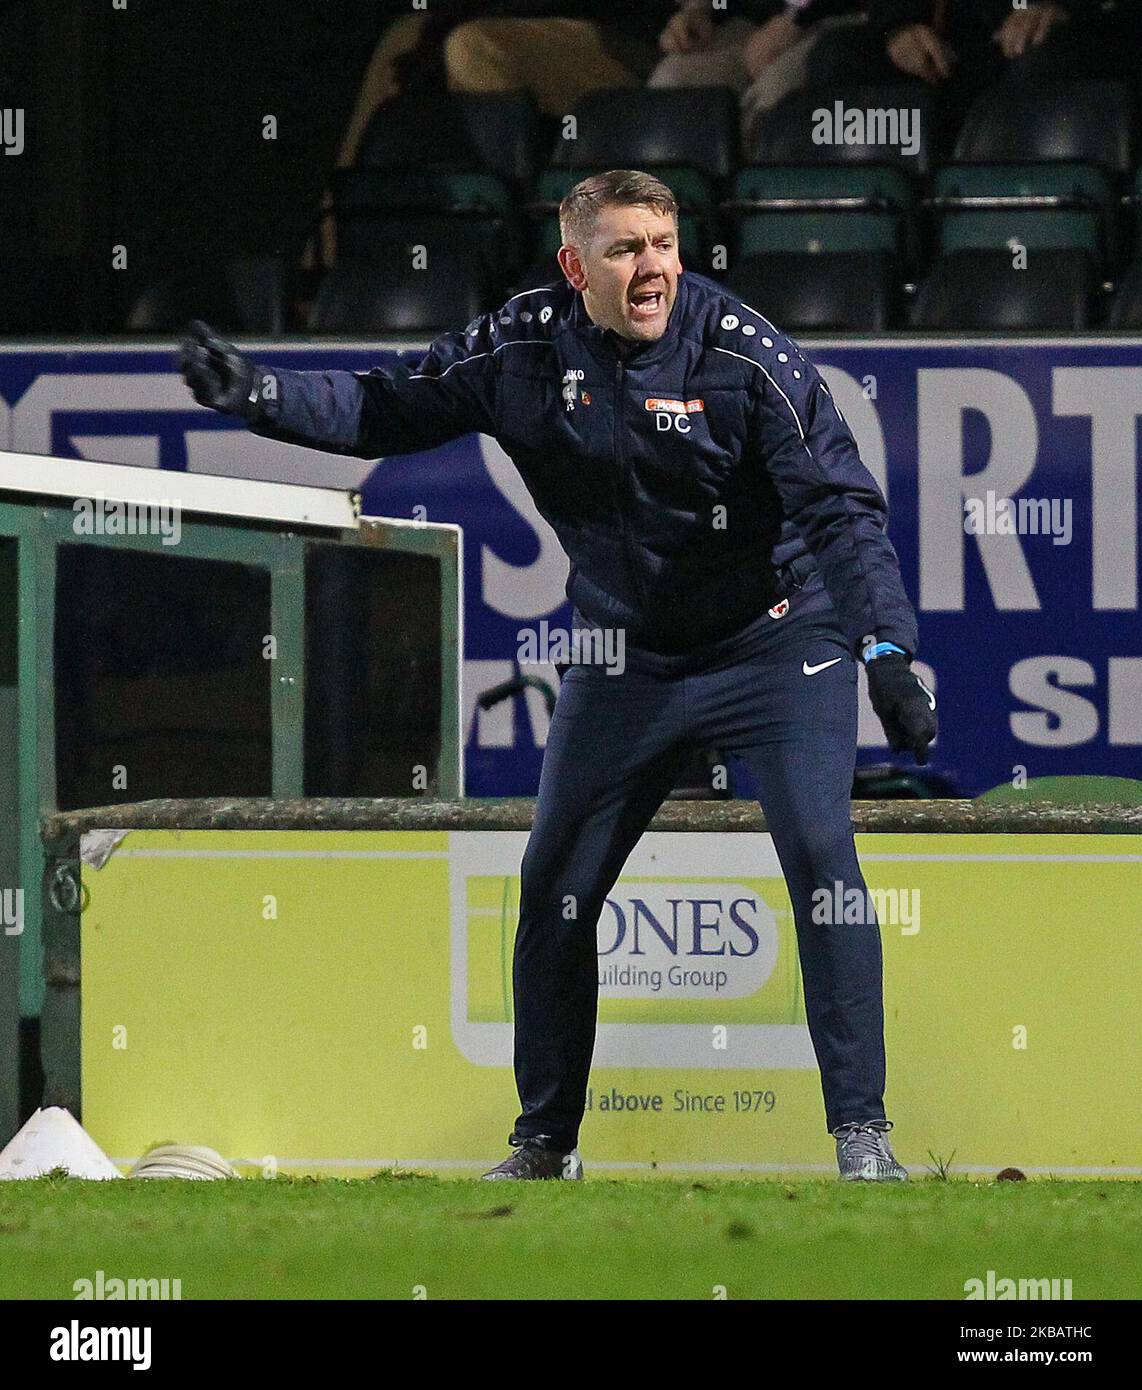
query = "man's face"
xmin=559 ymin=203 xmax=682 ymax=342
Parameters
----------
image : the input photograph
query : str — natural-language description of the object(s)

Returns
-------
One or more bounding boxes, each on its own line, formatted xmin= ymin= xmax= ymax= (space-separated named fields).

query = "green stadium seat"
xmin=913 ymin=248 xmax=1097 ymax=331
xmin=332 ymin=168 xmax=514 ymax=219
xmin=928 ymin=163 xmax=1115 ymax=270
xmin=737 ymin=210 xmax=897 ymax=256
xmin=953 ymin=80 xmax=1133 ymax=175
xmin=308 ymin=254 xmax=493 ymax=334
xmin=550 ymin=87 xmax=740 ymax=181
xmin=356 ymin=89 xmax=545 ymax=183
xmin=726 ymin=165 xmax=914 ymax=263
xmin=729 ymin=165 xmax=913 ymax=208
xmin=329 ymin=167 xmax=524 ymax=281
xmin=727 ymin=250 xmax=900 ymax=331
xmin=749 ymin=85 xmax=937 ymax=177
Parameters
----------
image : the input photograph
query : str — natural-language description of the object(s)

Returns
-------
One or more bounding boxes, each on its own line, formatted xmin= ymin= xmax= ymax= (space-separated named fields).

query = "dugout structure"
xmin=36 ymin=795 xmax=1142 ymax=1177
xmin=0 ymin=452 xmax=462 ymax=1146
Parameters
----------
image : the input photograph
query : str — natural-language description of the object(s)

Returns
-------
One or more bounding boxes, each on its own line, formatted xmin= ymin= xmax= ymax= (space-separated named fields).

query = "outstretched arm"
xmin=178 ymin=318 xmax=499 ymax=458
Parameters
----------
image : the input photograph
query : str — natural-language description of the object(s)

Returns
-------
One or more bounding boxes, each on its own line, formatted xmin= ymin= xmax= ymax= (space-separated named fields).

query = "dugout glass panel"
xmin=304 ymin=545 xmax=442 ymax=797
xmin=53 ymin=545 xmax=273 ymax=808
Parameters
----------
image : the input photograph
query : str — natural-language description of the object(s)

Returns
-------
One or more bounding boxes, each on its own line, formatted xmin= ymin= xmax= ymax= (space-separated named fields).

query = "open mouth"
xmin=628 ymin=287 xmax=665 ymax=319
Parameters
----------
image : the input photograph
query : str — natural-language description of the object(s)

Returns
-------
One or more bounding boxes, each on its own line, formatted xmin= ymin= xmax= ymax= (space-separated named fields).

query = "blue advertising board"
xmin=2 ymin=334 xmax=1139 ymax=796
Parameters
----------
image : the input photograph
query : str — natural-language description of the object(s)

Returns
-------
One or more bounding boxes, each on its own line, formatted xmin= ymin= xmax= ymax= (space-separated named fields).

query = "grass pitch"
xmin=1 ymin=1174 xmax=1138 ymax=1301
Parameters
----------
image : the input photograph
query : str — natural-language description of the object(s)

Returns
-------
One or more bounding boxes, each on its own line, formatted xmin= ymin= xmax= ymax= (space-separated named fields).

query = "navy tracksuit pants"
xmin=510 ymin=575 xmax=887 ymax=1151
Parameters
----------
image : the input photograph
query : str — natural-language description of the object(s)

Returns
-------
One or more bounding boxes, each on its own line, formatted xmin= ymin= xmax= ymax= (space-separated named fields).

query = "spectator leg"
xmin=444 ymin=18 xmax=641 ymax=117
xmin=647 ymin=17 xmax=756 ymax=92
xmin=742 ymin=13 xmax=870 ymax=153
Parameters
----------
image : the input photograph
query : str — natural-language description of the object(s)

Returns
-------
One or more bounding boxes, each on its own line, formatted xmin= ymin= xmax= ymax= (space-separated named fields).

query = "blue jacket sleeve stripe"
xmin=712 ymin=345 xmax=809 ymax=442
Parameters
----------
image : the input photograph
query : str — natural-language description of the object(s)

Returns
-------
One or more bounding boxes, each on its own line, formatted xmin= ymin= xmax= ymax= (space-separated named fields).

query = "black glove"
xmin=866 ymin=653 xmax=937 ymax=765
xmin=178 ymin=320 xmax=273 ymax=424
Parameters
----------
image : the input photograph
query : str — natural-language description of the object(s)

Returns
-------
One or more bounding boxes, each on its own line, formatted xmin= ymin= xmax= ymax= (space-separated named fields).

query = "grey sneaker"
xmin=833 ymin=1120 xmax=909 ymax=1182
xmin=482 ymin=1139 xmax=584 ymax=1181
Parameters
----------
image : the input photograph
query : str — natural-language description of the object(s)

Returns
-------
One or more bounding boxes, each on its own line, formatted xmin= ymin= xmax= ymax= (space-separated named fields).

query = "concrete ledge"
xmin=41 ymin=795 xmax=1142 ymax=848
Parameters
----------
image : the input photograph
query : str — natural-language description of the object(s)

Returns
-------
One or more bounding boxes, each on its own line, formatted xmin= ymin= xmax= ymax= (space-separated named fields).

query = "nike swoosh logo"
xmin=802 ymin=658 xmax=842 ymax=676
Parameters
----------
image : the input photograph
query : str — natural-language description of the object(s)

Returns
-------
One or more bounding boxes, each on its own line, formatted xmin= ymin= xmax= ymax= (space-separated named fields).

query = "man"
xmin=807 ymin=0 xmax=1119 ymax=122
xmin=179 ymin=170 xmax=936 ymax=1182
xmin=651 ymin=0 xmax=867 ymax=149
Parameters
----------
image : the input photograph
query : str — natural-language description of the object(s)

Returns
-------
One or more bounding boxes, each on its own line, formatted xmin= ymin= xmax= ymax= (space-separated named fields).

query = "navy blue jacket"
xmin=254 ymin=272 xmax=918 ymax=657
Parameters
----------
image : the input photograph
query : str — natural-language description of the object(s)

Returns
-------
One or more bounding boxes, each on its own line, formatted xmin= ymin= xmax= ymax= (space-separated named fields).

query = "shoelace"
xmin=505 ymin=1138 xmax=557 ymax=1168
xmin=512 ymin=1134 xmax=557 ymax=1152
xmin=834 ymin=1121 xmax=894 ymax=1163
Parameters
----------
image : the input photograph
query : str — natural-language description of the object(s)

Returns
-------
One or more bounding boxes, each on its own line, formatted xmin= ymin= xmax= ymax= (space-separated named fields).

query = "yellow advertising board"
xmin=80 ymin=829 xmax=1142 ymax=1177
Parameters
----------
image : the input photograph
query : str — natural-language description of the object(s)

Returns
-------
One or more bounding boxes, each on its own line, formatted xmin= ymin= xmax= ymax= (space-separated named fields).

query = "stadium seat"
xmin=927 ymin=163 xmax=1115 ymax=271
xmin=912 ymin=249 xmax=1096 ymax=331
xmin=725 ymin=164 xmax=915 ymax=265
xmin=307 ymin=256 xmax=489 ymax=334
xmin=952 ymin=81 xmax=1134 ymax=174
xmin=726 ymin=250 xmax=899 ymax=332
xmin=749 ymin=85 xmax=936 ymax=177
xmin=1108 ymin=260 xmax=1142 ymax=328
xmin=736 ymin=209 xmax=896 ymax=257
xmin=333 ymin=168 xmax=514 ymax=219
xmin=329 ymin=168 xmax=523 ymax=277
xmin=125 ymin=257 xmax=285 ymax=334
xmin=355 ymin=90 xmax=544 ymax=183
xmin=550 ymin=87 xmax=740 ymax=181
xmin=0 ymin=253 xmax=84 ymax=333
xmin=228 ymin=256 xmax=287 ymax=335
xmin=459 ymin=91 xmax=547 ymax=184
xmin=356 ymin=91 xmax=471 ymax=170
xmin=332 ymin=209 xmax=521 ymax=289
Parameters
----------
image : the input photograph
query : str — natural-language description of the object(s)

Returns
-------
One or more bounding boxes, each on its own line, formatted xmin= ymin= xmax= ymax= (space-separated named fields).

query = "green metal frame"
xmin=0 ymin=495 xmax=462 ymax=1027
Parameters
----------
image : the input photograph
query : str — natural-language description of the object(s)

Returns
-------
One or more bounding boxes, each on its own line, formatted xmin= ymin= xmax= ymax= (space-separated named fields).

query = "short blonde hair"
xmin=559 ymin=169 xmax=679 ymax=248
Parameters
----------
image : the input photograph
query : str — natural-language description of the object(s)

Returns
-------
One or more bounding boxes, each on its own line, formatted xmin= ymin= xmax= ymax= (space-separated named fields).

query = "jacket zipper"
xmin=614 ymin=356 xmax=648 ymax=609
